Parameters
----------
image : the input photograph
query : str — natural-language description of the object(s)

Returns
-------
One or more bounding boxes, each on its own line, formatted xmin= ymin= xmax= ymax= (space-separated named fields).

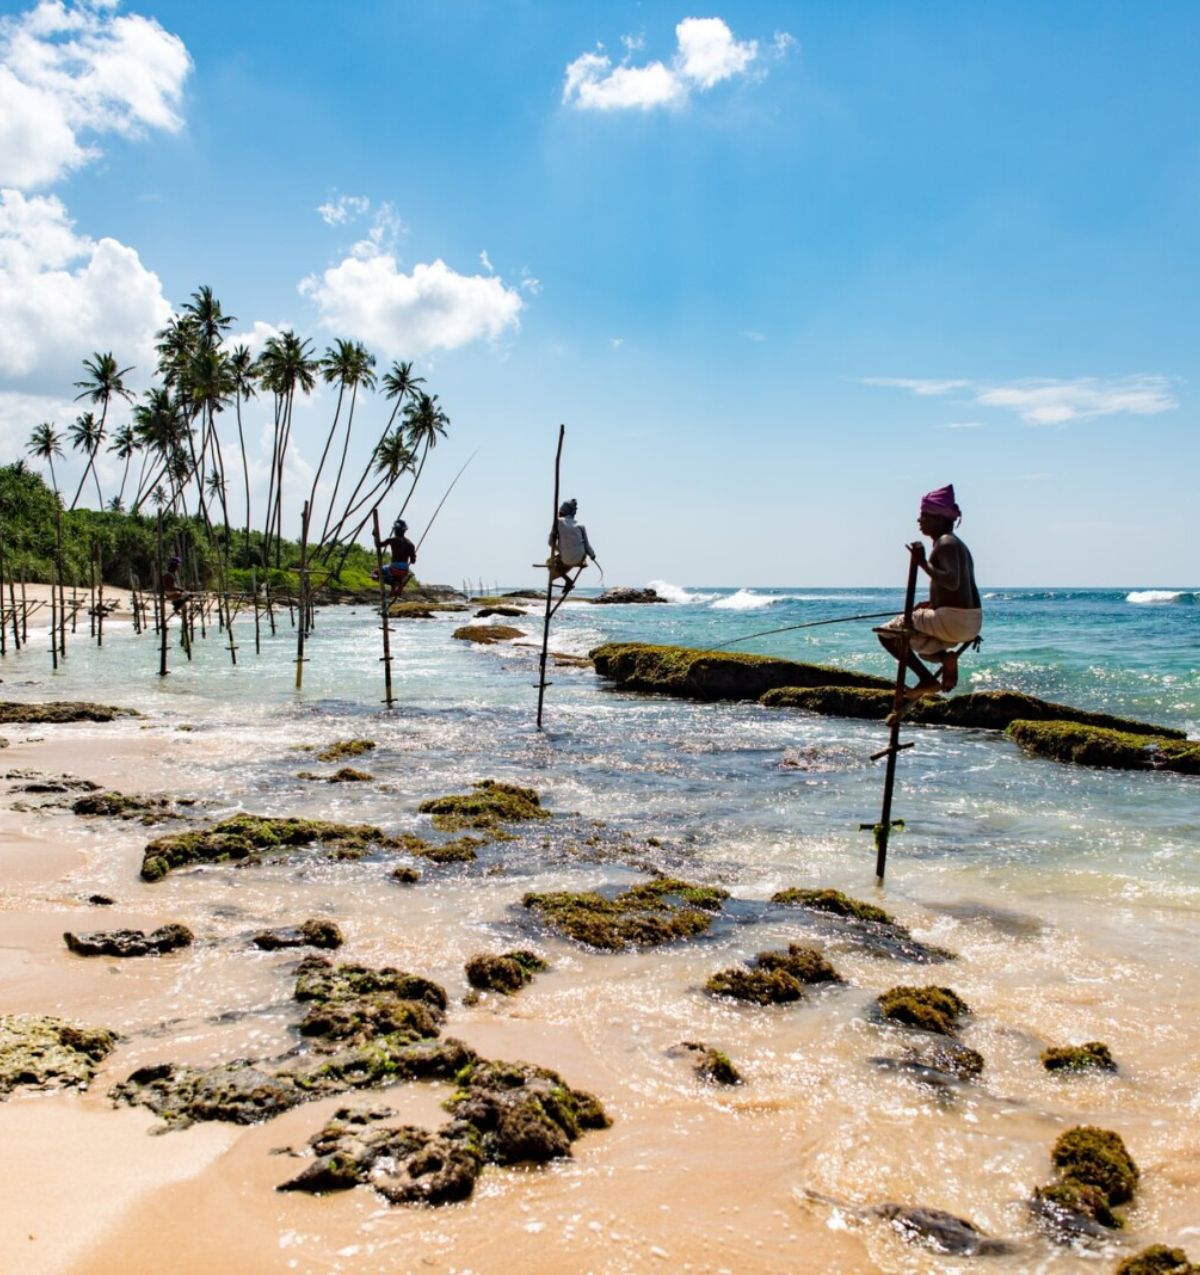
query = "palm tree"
xmin=311 ymin=339 xmax=377 ymax=544
xmin=27 ymin=422 xmax=65 ymax=500
xmin=331 ymin=428 xmax=418 ymax=573
xmin=182 ymin=285 xmax=234 ymax=350
xmin=108 ymin=424 xmax=136 ymax=509
xmin=186 ymin=346 xmax=235 ymax=533
xmin=71 ymin=351 xmax=133 ymax=509
xmin=255 ymin=330 xmax=317 ymax=565
xmin=68 ymin=412 xmax=105 ymax=507
xmin=229 ymin=344 xmax=257 ymax=558
xmin=131 ymin=387 xmax=185 ymax=512
xmin=399 ymin=391 xmax=449 ymax=514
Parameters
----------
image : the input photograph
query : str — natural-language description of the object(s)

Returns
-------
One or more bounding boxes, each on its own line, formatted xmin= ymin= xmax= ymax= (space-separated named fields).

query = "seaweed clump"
xmin=253 ymin=919 xmax=344 ymax=951
xmin=0 ymin=701 xmax=140 ymax=724
xmin=523 ymin=878 xmax=729 ymax=950
xmin=316 ymin=739 xmax=376 ymax=763
xmin=876 ymin=985 xmax=970 ymax=1037
xmin=1029 ymin=1126 xmax=1140 ymax=1240
xmin=1007 ymin=720 xmax=1200 ymax=775
xmin=772 ymin=887 xmax=955 ymax=963
xmin=1041 ymin=1041 xmax=1117 ymax=1073
xmin=64 ymin=924 xmax=193 ymax=957
xmin=706 ymin=944 xmax=842 ymax=1005
xmin=1115 ymin=1246 xmax=1198 ymax=1275
xmin=452 ymin=624 xmax=525 ymax=644
xmin=465 ymin=950 xmax=547 ymax=994
xmin=1 ymin=1014 xmax=117 ymax=1095
xmin=72 ymin=791 xmax=183 ymax=823
xmin=140 ymin=813 xmax=405 ymax=881
xmin=418 ymin=780 xmax=548 ymax=831
xmin=772 ymin=887 xmax=891 ymax=924
xmin=680 ymin=1041 xmax=742 ymax=1085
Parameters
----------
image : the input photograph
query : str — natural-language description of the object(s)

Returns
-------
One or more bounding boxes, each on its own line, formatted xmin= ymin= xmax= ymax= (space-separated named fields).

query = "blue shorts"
xmin=383 ymin=562 xmax=409 ymax=582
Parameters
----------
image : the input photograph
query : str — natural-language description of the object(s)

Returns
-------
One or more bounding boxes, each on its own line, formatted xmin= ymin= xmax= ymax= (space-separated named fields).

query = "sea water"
xmin=2 ymin=585 xmax=1198 ymax=1272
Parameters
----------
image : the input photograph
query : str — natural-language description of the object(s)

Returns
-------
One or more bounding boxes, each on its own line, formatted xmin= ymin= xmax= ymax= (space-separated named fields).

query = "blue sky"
xmin=1 ymin=0 xmax=1196 ymax=587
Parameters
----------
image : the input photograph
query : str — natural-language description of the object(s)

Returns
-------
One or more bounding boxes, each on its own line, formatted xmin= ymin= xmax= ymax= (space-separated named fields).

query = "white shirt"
xmin=554 ymin=515 xmax=590 ymax=566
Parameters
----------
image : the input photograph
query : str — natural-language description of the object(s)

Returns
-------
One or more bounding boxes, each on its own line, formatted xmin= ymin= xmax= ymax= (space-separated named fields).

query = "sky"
xmin=1 ymin=0 xmax=1197 ymax=588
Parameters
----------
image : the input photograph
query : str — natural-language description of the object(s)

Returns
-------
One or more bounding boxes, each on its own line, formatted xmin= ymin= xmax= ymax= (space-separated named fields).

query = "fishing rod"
xmin=709 ymin=610 xmax=900 ymax=650
xmin=416 ymin=449 xmax=479 ymax=552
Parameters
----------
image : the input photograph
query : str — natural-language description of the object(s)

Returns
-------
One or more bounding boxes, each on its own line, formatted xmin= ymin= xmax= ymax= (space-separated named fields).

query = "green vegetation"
xmin=1116 ymin=1246 xmax=1198 ymax=1275
xmin=464 ymin=950 xmax=548 ymax=994
xmin=707 ymin=943 xmax=842 ymax=1005
xmin=315 ymin=739 xmax=376 ymax=762
xmin=1 ymin=1014 xmax=117 ymax=1095
xmin=1007 ymin=720 xmax=1200 ymax=774
xmin=452 ymin=624 xmax=526 ymax=644
xmin=1041 ymin=1041 xmax=1117 ymax=1073
xmin=418 ymin=780 xmax=547 ymax=830
xmin=0 ymin=701 xmax=139 ymax=724
xmin=876 ymin=985 xmax=970 ymax=1037
xmin=524 ymin=878 xmax=729 ymax=950
xmin=771 ymin=887 xmax=892 ymax=924
xmin=590 ymin=642 xmax=890 ymax=702
xmin=1032 ymin=1126 xmax=1140 ymax=1235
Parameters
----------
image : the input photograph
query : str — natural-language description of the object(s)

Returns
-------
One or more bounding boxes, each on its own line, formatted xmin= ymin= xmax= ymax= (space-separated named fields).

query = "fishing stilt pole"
xmin=96 ymin=544 xmax=105 ymax=648
xmin=860 ymin=554 xmax=921 ymax=884
xmin=156 ymin=513 xmax=169 ymax=677
xmin=252 ymin=567 xmax=262 ymax=654
xmin=49 ymin=560 xmax=58 ymax=670
xmin=372 ymin=509 xmax=396 ymax=709
xmin=295 ymin=500 xmax=310 ymax=690
xmin=9 ymin=574 xmax=20 ymax=652
xmin=536 ymin=425 xmax=566 ymax=730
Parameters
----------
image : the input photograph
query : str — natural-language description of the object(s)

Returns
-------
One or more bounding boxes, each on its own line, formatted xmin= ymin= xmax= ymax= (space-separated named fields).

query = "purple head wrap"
xmin=920 ymin=484 xmax=961 ymax=522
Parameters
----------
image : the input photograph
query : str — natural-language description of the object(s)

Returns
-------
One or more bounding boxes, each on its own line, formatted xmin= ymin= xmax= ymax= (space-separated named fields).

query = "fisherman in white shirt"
xmin=547 ymin=498 xmax=596 ymax=592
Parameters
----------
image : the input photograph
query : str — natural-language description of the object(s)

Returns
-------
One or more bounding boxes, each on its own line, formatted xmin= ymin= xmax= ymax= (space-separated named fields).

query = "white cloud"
xmin=316 ymin=194 xmax=369 ymax=226
xmin=0 ymin=0 xmax=191 ymax=189
xmin=299 ymin=246 xmax=523 ymax=358
xmin=479 ymin=249 xmax=494 ymax=274
xmin=0 ymin=187 xmax=171 ymax=385
xmin=519 ymin=267 xmax=541 ymax=295
xmin=942 ymin=420 xmax=983 ymax=429
xmin=864 ymin=373 xmax=1178 ymax=425
xmin=771 ymin=32 xmax=797 ymax=57
xmin=609 ymin=337 xmax=624 ymax=349
xmin=563 ymin=16 xmax=764 ymax=112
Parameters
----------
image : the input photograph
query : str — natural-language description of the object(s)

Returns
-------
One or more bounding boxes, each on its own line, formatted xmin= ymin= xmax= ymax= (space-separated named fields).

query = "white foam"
xmin=711 ymin=589 xmax=779 ymax=610
xmin=644 ymin=580 xmax=717 ymax=605
xmin=1127 ymin=589 xmax=1193 ymax=604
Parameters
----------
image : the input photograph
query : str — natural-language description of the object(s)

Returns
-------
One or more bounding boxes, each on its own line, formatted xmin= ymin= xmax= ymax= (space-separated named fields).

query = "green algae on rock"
xmin=590 ymin=642 xmax=889 ymax=702
xmin=681 ymin=1041 xmax=742 ymax=1085
xmin=523 ymin=878 xmax=729 ymax=951
xmin=1007 ymin=720 xmax=1200 ymax=775
xmin=0 ymin=1014 xmax=117 ymax=1096
xmin=1029 ymin=1125 xmax=1140 ymax=1240
xmin=0 ymin=701 xmax=141 ymax=724
xmin=465 ymin=950 xmax=548 ymax=994
xmin=71 ymin=790 xmax=186 ymax=823
xmin=452 ymin=624 xmax=525 ymax=644
xmin=1116 ymin=1245 xmax=1198 ymax=1275
xmin=315 ymin=739 xmax=375 ymax=763
xmin=253 ymin=919 xmax=344 ymax=951
xmin=140 ymin=813 xmax=406 ymax=881
xmin=410 ymin=834 xmax=487 ymax=863
xmin=1041 ymin=1041 xmax=1117 ymax=1073
xmin=64 ymin=924 xmax=193 ymax=957
xmin=418 ymin=779 xmax=547 ymax=831
xmin=772 ymin=887 xmax=891 ymax=925
xmin=876 ymin=985 xmax=970 ymax=1037
xmin=707 ymin=944 xmax=842 ymax=1005
xmin=391 ymin=865 xmax=421 ymax=884
xmin=760 ymin=686 xmax=1185 ymax=738
xmin=390 ymin=601 xmax=469 ymax=617
xmin=870 ymin=1037 xmax=986 ymax=1085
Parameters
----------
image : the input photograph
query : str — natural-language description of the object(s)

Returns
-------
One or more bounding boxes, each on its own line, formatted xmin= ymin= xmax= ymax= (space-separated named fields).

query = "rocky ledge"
xmin=0 ymin=701 xmax=141 ymax=724
xmin=1 ymin=1014 xmax=117 ymax=1095
xmin=1007 ymin=720 xmax=1199 ymax=775
xmin=588 ymin=588 xmax=665 ymax=605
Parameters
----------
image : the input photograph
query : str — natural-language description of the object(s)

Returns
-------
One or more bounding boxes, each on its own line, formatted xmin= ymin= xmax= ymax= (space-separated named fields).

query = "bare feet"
xmin=939 ymin=652 xmax=959 ymax=692
xmin=903 ymin=681 xmax=941 ymax=703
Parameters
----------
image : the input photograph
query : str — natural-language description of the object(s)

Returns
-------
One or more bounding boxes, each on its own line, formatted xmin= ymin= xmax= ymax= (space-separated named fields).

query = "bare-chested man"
xmin=877 ymin=484 xmax=982 ymax=700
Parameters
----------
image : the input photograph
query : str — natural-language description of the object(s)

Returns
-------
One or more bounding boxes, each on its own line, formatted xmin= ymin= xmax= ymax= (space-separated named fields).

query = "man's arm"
xmin=580 ymin=523 xmax=595 ymax=559
xmin=403 ymin=537 xmax=417 ymax=564
xmin=925 ymin=537 xmax=962 ymax=592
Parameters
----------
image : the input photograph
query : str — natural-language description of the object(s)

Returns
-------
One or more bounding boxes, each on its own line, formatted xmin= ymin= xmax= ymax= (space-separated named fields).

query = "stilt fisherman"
xmin=546 ymin=498 xmax=596 ymax=594
xmin=373 ymin=517 xmax=417 ymax=598
xmin=877 ymin=484 xmax=982 ymax=701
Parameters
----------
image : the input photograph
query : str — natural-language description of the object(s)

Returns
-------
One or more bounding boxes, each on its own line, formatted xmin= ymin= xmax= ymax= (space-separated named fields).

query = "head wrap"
xmin=920 ymin=484 xmax=961 ymax=523
xmin=392 ymin=519 xmax=408 ymax=534
xmin=168 ymin=555 xmax=181 ymax=567
xmin=559 ymin=499 xmax=577 ymax=517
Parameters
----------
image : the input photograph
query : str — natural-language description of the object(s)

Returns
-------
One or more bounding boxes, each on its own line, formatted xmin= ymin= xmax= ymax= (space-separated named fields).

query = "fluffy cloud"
xmin=299 ymin=248 xmax=523 ymax=358
xmin=863 ymin=374 xmax=1178 ymax=425
xmin=0 ymin=0 xmax=191 ymax=189
xmin=563 ymin=16 xmax=775 ymax=112
xmin=0 ymin=188 xmax=171 ymax=385
xmin=316 ymin=194 xmax=370 ymax=227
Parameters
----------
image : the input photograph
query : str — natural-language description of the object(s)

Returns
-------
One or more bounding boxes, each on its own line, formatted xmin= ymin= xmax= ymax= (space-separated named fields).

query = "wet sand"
xmin=2 ymin=645 xmax=1198 ymax=1274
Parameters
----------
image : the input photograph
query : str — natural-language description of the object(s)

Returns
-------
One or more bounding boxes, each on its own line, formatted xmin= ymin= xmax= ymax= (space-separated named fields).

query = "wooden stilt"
xmin=372 ymin=509 xmax=396 ymax=708
xmin=252 ymin=568 xmax=262 ymax=654
xmin=295 ymin=500 xmax=309 ymax=690
xmin=536 ymin=424 xmax=566 ymax=730
xmin=156 ymin=514 xmax=169 ymax=677
xmin=49 ymin=560 xmax=58 ymax=670
xmin=96 ymin=544 xmax=105 ymax=647
xmin=9 ymin=574 xmax=20 ymax=651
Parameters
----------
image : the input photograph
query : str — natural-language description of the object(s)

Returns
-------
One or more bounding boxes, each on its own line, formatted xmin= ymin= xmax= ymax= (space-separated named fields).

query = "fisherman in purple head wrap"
xmin=877 ymin=484 xmax=982 ymax=700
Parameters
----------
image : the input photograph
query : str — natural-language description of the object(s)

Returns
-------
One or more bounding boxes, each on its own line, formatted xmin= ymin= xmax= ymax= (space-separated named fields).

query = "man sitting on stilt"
xmin=877 ymin=484 xmax=982 ymax=703
xmin=545 ymin=498 xmax=596 ymax=594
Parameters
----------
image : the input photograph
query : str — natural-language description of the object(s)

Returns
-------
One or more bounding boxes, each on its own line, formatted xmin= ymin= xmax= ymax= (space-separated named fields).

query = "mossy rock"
xmin=761 ymin=687 xmax=1184 ymax=739
xmin=464 ymin=950 xmax=548 ymax=994
xmin=1116 ymin=1246 xmax=1198 ymax=1275
xmin=590 ymin=642 xmax=889 ymax=702
xmin=64 ymin=924 xmax=193 ymax=957
xmin=390 ymin=601 xmax=469 ymax=617
xmin=140 ymin=813 xmax=403 ymax=881
xmin=1007 ymin=720 xmax=1200 ymax=775
xmin=1041 ymin=1041 xmax=1117 ymax=1073
xmin=316 ymin=739 xmax=375 ymax=763
xmin=0 ymin=1014 xmax=117 ymax=1095
xmin=772 ymin=887 xmax=892 ymax=925
xmin=452 ymin=624 xmax=525 ymax=644
xmin=411 ymin=835 xmax=486 ymax=863
xmin=391 ymin=865 xmax=421 ymax=884
xmin=418 ymin=780 xmax=547 ymax=831
xmin=876 ymin=985 xmax=970 ymax=1037
xmin=870 ymin=1038 xmax=985 ymax=1085
xmin=253 ymin=919 xmax=344 ymax=951
xmin=707 ymin=944 xmax=841 ymax=1004
xmin=524 ymin=878 xmax=729 ymax=951
xmin=71 ymin=790 xmax=175 ymax=822
xmin=0 ymin=701 xmax=141 ymax=724
xmin=681 ymin=1041 xmax=742 ymax=1085
xmin=474 ymin=606 xmax=526 ymax=618
xmin=328 ymin=767 xmax=373 ymax=783
xmin=1052 ymin=1126 xmax=1139 ymax=1207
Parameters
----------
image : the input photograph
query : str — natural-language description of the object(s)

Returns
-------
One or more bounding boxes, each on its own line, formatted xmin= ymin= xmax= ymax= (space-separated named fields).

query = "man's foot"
xmin=902 ymin=680 xmax=941 ymax=704
xmin=939 ymin=652 xmax=959 ymax=693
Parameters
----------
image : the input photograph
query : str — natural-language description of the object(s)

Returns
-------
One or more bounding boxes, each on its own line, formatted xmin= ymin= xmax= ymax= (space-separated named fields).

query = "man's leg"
xmin=937 ymin=651 xmax=959 ymax=692
xmin=876 ymin=629 xmax=941 ymax=698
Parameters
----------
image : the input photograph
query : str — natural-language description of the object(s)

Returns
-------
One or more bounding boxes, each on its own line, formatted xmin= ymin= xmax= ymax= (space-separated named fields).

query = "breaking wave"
xmin=710 ymin=589 xmax=782 ymax=611
xmin=645 ymin=580 xmax=718 ymax=605
xmin=1126 ymin=590 xmax=1197 ymax=605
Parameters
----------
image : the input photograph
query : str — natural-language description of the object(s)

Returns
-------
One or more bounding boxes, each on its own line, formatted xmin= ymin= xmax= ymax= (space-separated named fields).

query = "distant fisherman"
xmin=373 ymin=518 xmax=417 ymax=597
xmin=161 ymin=554 xmax=186 ymax=613
xmin=547 ymin=498 xmax=596 ymax=593
xmin=877 ymin=484 xmax=982 ymax=700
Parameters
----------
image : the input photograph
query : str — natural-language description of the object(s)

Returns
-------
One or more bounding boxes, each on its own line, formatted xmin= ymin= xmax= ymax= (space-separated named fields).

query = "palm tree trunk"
xmin=235 ymin=396 xmax=252 ymax=558
xmin=319 ymin=382 xmax=356 ymax=543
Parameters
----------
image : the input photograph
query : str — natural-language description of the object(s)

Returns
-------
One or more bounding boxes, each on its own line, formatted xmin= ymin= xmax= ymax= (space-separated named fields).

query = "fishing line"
xmin=708 ymin=610 xmax=899 ymax=650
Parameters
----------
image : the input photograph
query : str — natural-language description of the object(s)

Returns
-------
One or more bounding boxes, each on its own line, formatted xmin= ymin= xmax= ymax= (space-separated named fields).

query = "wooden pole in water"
xmin=96 ymin=543 xmax=105 ymax=647
xmin=372 ymin=508 xmax=396 ymax=708
xmin=252 ymin=567 xmax=261 ymax=655
xmin=536 ymin=424 xmax=566 ymax=730
xmin=866 ymin=554 xmax=921 ymax=884
xmin=0 ymin=537 xmax=7 ymax=658
xmin=54 ymin=508 xmax=66 ymax=658
xmin=294 ymin=500 xmax=309 ymax=690
xmin=156 ymin=514 xmax=168 ymax=676
xmin=49 ymin=559 xmax=58 ymax=670
xmin=89 ymin=543 xmax=96 ymax=638
xmin=6 ymin=564 xmax=18 ymax=653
